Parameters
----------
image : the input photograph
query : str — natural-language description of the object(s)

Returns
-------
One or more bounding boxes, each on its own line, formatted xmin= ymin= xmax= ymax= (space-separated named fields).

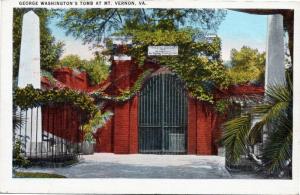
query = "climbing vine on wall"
xmin=115 ymin=28 xmax=230 ymax=102
xmin=14 ymin=85 xmax=98 ymax=119
xmin=82 ymin=111 xmax=113 ymax=143
xmin=90 ymin=69 xmax=152 ymax=102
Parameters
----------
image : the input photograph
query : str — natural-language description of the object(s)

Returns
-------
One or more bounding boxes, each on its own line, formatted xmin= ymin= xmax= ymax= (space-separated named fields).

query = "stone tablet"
xmin=148 ymin=46 xmax=178 ymax=56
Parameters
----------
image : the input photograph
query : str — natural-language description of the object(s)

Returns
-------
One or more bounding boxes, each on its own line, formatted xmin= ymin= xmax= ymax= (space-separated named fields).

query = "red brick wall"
xmin=42 ymin=105 xmax=83 ymax=143
xmin=188 ymin=97 xmax=197 ymax=154
xmin=95 ymin=115 xmax=113 ymax=152
xmin=53 ymin=67 xmax=88 ymax=90
xmin=187 ymin=99 xmax=220 ymax=155
xmin=48 ymin=64 xmax=263 ymax=156
xmin=113 ymin=102 xmax=130 ymax=153
xmin=196 ymin=102 xmax=213 ymax=155
xmin=112 ymin=59 xmax=132 ymax=154
xmin=129 ymin=95 xmax=139 ymax=153
xmin=111 ymin=60 xmax=132 ymax=91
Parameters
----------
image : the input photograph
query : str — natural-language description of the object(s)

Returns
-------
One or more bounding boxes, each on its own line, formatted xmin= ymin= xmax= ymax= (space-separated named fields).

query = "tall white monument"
xmin=265 ymin=14 xmax=286 ymax=87
xmin=17 ymin=11 xmax=42 ymax=154
xmin=262 ymin=14 xmax=286 ymax=143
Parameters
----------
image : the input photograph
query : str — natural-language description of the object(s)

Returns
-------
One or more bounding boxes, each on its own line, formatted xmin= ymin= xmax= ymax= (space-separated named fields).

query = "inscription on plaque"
xmin=148 ymin=46 xmax=178 ymax=56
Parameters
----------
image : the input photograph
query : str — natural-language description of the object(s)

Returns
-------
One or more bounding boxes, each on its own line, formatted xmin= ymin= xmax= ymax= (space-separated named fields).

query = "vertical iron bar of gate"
xmin=151 ymin=79 xmax=157 ymax=153
xmin=140 ymin=86 xmax=142 ymax=152
xmin=19 ymin=110 xmax=21 ymax=142
xmin=157 ymin=77 xmax=159 ymax=153
xmin=78 ymin=108 xmax=80 ymax=158
xmin=175 ymin=76 xmax=178 ymax=153
xmin=172 ymin=76 xmax=175 ymax=153
xmin=41 ymin=107 xmax=43 ymax=159
xmin=149 ymin=78 xmax=152 ymax=153
xmin=151 ymin=78 xmax=153 ymax=153
xmin=63 ymin=104 xmax=66 ymax=156
xmin=35 ymin=108 xmax=38 ymax=158
xmin=52 ymin=108 xmax=54 ymax=162
xmin=146 ymin=79 xmax=149 ymax=153
xmin=179 ymin=79 xmax=182 ymax=154
xmin=46 ymin=107 xmax=49 ymax=159
xmin=173 ymin=75 xmax=176 ymax=153
xmin=161 ymin=74 xmax=165 ymax=153
xmin=142 ymin=86 xmax=144 ymax=153
xmin=60 ymin=106 xmax=63 ymax=159
xmin=166 ymin=74 xmax=169 ymax=153
xmin=65 ymin=104 xmax=68 ymax=157
xmin=75 ymin=109 xmax=82 ymax=157
xmin=30 ymin=108 xmax=33 ymax=159
xmin=24 ymin=110 xmax=28 ymax=156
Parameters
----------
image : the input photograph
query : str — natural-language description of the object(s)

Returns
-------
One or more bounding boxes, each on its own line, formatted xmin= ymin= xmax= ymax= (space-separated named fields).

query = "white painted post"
xmin=17 ymin=11 xmax=42 ymax=154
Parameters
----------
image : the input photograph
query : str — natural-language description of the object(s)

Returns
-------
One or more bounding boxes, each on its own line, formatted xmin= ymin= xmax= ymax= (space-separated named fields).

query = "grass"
xmin=15 ymin=172 xmax=66 ymax=178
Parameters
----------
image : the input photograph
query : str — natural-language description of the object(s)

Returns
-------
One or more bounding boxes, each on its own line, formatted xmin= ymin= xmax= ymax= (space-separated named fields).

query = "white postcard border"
xmin=0 ymin=0 xmax=299 ymax=194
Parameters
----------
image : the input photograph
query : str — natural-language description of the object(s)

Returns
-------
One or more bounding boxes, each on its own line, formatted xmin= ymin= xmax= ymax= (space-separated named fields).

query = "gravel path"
xmin=18 ymin=153 xmax=232 ymax=179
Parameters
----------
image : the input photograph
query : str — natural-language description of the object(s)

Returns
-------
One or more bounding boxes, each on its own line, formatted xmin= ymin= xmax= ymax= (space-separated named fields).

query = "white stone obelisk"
xmin=17 ymin=11 xmax=42 ymax=154
xmin=262 ymin=14 xmax=286 ymax=143
xmin=265 ymin=14 xmax=286 ymax=87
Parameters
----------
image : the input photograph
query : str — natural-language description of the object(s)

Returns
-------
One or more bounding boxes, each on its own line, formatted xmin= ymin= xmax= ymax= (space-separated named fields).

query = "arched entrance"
xmin=138 ymin=73 xmax=188 ymax=154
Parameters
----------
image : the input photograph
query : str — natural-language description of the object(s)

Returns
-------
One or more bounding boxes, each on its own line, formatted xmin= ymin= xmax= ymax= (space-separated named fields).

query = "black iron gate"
xmin=138 ymin=73 xmax=188 ymax=154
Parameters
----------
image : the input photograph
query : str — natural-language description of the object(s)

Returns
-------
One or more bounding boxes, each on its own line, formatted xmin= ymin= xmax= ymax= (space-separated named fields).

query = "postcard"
xmin=0 ymin=0 xmax=299 ymax=194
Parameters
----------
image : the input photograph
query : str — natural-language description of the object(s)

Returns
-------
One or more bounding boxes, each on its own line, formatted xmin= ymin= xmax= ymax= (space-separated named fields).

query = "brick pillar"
xmin=113 ymin=60 xmax=132 ymax=154
xmin=111 ymin=36 xmax=133 ymax=154
xmin=187 ymin=97 xmax=197 ymax=154
xmin=196 ymin=102 xmax=213 ymax=155
xmin=129 ymin=95 xmax=139 ymax=153
xmin=114 ymin=102 xmax=130 ymax=154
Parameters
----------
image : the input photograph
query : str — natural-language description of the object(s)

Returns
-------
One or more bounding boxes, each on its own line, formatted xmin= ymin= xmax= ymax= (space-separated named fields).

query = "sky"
xmin=48 ymin=10 xmax=268 ymax=61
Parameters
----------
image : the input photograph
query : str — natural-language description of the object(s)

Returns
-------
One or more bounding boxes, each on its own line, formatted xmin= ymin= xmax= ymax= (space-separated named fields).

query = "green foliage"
xmin=215 ymin=99 xmax=231 ymax=113
xmin=222 ymin=114 xmax=251 ymax=162
xmin=15 ymin=172 xmax=66 ymax=178
xmin=227 ymin=46 xmax=265 ymax=84
xmin=83 ymin=132 xmax=96 ymax=143
xmin=56 ymin=8 xmax=227 ymax=102
xmin=14 ymin=85 xmax=116 ymax=144
xmin=13 ymin=109 xmax=25 ymax=131
xmin=84 ymin=55 xmax=110 ymax=85
xmin=91 ymin=69 xmax=152 ymax=102
xmin=57 ymin=54 xmax=109 ymax=85
xmin=117 ymin=28 xmax=230 ymax=102
xmin=82 ymin=111 xmax=113 ymax=143
xmin=56 ymin=9 xmax=226 ymax=45
xmin=14 ymin=85 xmax=98 ymax=120
xmin=13 ymin=9 xmax=64 ymax=78
xmin=57 ymin=54 xmax=85 ymax=69
xmin=221 ymin=72 xmax=293 ymax=176
xmin=13 ymin=139 xmax=30 ymax=167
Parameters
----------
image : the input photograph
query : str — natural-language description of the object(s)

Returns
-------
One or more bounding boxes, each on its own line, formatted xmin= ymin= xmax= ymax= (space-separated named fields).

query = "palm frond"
xmin=221 ymin=114 xmax=251 ymax=162
xmin=254 ymin=101 xmax=289 ymax=125
xmin=251 ymin=83 xmax=291 ymax=129
xmin=266 ymin=85 xmax=290 ymax=103
xmin=262 ymin=114 xmax=292 ymax=175
xmin=222 ymin=69 xmax=293 ymax=176
xmin=248 ymin=120 xmax=264 ymax=145
xmin=13 ymin=110 xmax=26 ymax=131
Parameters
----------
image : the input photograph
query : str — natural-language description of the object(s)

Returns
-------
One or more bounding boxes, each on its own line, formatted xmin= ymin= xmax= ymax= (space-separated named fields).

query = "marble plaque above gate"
xmin=148 ymin=46 xmax=178 ymax=56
